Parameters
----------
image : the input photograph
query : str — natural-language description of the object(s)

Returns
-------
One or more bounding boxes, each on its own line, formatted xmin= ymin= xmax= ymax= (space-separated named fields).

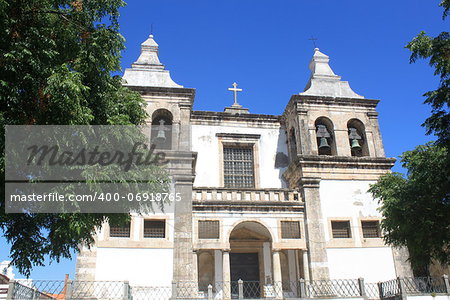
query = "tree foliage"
xmin=406 ymin=1 xmax=450 ymax=147
xmin=370 ymin=1 xmax=450 ymax=275
xmin=369 ymin=144 xmax=450 ymax=275
xmin=0 ymin=0 xmax=154 ymax=276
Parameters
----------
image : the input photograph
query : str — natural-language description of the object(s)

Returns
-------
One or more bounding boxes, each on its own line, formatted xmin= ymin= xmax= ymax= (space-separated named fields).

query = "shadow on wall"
xmin=274 ymin=129 xmax=289 ymax=188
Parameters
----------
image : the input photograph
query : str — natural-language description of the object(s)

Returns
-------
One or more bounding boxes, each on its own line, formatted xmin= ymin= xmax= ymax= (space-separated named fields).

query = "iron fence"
xmin=129 ymin=286 xmax=172 ymax=300
xmin=306 ymin=279 xmax=361 ymax=298
xmin=379 ymin=277 xmax=449 ymax=300
xmin=400 ymin=277 xmax=447 ymax=294
xmin=3 ymin=276 xmax=449 ymax=300
xmin=365 ymin=282 xmax=380 ymax=300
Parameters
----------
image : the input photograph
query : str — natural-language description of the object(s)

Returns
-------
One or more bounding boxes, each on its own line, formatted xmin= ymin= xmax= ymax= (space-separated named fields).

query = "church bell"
xmin=319 ymin=137 xmax=330 ymax=149
xmin=350 ymin=138 xmax=361 ymax=149
xmin=316 ymin=124 xmax=331 ymax=149
xmin=154 ymin=129 xmax=166 ymax=143
xmin=348 ymin=127 xmax=362 ymax=149
xmin=153 ymin=119 xmax=167 ymax=144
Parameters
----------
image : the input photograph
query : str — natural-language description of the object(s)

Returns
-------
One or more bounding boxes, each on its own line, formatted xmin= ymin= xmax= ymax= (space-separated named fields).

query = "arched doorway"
xmin=229 ymin=221 xmax=273 ymax=298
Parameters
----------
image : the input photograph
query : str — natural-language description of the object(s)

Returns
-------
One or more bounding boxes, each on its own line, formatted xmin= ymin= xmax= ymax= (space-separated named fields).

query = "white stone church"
xmin=75 ymin=34 xmax=413 ymax=296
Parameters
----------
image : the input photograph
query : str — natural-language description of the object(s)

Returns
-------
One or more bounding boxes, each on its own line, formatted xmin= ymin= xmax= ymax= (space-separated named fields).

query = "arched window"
xmin=151 ymin=109 xmax=173 ymax=150
xmin=315 ymin=117 xmax=336 ymax=156
xmin=288 ymin=128 xmax=297 ymax=160
xmin=347 ymin=119 xmax=369 ymax=157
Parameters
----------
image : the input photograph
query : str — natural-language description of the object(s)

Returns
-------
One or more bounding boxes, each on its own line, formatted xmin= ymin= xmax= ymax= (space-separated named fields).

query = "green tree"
xmin=369 ymin=144 xmax=449 ymax=275
xmin=370 ymin=0 xmax=450 ymax=275
xmin=0 ymin=0 xmax=163 ymax=276
xmin=406 ymin=1 xmax=450 ymax=147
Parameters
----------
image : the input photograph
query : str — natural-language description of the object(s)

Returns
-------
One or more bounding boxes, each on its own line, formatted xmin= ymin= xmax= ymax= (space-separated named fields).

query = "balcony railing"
xmin=192 ymin=187 xmax=301 ymax=203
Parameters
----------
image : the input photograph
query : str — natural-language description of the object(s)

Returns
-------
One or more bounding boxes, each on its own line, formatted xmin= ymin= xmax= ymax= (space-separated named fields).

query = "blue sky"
xmin=1 ymin=0 xmax=445 ymax=280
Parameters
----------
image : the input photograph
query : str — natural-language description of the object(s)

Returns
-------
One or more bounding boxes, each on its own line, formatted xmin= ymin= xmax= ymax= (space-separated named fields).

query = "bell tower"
xmin=282 ymin=48 xmax=411 ymax=280
xmin=123 ymin=34 xmax=197 ymax=284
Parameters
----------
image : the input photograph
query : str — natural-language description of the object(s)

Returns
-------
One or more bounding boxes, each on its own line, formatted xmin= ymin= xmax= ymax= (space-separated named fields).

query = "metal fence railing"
xmin=365 ymin=282 xmax=381 ymax=300
xmin=3 ymin=276 xmax=449 ymax=299
xmin=306 ymin=279 xmax=361 ymax=297
xmin=400 ymin=277 xmax=448 ymax=294
xmin=378 ymin=277 xmax=450 ymax=300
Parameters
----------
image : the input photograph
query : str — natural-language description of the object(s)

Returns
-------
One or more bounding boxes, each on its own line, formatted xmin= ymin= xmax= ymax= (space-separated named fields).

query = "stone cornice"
xmin=289 ymin=94 xmax=380 ymax=109
xmin=191 ymin=111 xmax=281 ymax=124
xmin=125 ymin=85 xmax=196 ymax=103
xmin=193 ymin=201 xmax=304 ymax=213
xmin=295 ymin=155 xmax=396 ymax=169
xmin=163 ymin=150 xmax=197 ymax=178
xmin=298 ymin=177 xmax=321 ymax=188
xmin=283 ymin=155 xmax=396 ymax=185
xmin=215 ymin=133 xmax=261 ymax=139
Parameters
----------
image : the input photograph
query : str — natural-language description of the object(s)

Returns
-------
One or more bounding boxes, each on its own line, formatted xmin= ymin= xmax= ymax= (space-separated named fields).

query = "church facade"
xmin=75 ymin=34 xmax=413 ymax=296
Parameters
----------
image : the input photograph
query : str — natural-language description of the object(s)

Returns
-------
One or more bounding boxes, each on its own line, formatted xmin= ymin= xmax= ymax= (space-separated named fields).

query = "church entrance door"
xmin=230 ymin=252 xmax=260 ymax=298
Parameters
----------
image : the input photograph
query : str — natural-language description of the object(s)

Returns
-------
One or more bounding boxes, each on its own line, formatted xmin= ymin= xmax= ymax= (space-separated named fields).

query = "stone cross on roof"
xmin=228 ymin=82 xmax=242 ymax=107
xmin=224 ymin=82 xmax=249 ymax=114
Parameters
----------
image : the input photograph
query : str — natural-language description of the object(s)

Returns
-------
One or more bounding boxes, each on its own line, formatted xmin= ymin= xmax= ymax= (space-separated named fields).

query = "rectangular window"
xmin=331 ymin=221 xmax=352 ymax=238
xmin=281 ymin=221 xmax=301 ymax=239
xmin=362 ymin=221 xmax=381 ymax=238
xmin=223 ymin=147 xmax=254 ymax=188
xmin=144 ymin=220 xmax=166 ymax=238
xmin=109 ymin=223 xmax=130 ymax=238
xmin=198 ymin=220 xmax=220 ymax=239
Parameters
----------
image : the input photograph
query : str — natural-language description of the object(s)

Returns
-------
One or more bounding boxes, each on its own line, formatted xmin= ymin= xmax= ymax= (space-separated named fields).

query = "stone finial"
xmin=301 ymin=48 xmax=363 ymax=99
xmin=122 ymin=34 xmax=183 ymax=88
xmin=132 ymin=34 xmax=164 ymax=69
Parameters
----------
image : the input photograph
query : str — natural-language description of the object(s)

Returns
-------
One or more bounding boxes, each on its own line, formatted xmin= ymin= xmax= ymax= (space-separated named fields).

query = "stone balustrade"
xmin=192 ymin=187 xmax=301 ymax=202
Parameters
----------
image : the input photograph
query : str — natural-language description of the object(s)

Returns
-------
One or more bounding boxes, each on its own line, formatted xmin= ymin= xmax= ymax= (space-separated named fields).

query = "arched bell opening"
xmin=151 ymin=109 xmax=173 ymax=149
xmin=315 ymin=117 xmax=337 ymax=156
xmin=347 ymin=119 xmax=369 ymax=157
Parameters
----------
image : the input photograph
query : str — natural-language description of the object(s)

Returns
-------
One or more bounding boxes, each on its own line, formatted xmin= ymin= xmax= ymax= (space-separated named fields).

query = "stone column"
xmin=367 ymin=111 xmax=386 ymax=157
xmin=391 ymin=247 xmax=414 ymax=277
xmin=193 ymin=250 xmax=198 ymax=284
xmin=263 ymin=242 xmax=272 ymax=284
xmin=75 ymin=243 xmax=97 ymax=281
xmin=287 ymin=250 xmax=298 ymax=296
xmin=297 ymin=109 xmax=314 ymax=155
xmin=302 ymin=250 xmax=310 ymax=281
xmin=223 ymin=249 xmax=231 ymax=299
xmin=287 ymin=250 xmax=297 ymax=282
xmin=300 ymin=177 xmax=330 ymax=280
xmin=172 ymin=173 xmax=196 ymax=283
xmin=272 ymin=249 xmax=283 ymax=299
xmin=215 ymin=250 xmax=223 ymax=283
xmin=214 ymin=250 xmax=224 ymax=298
xmin=334 ymin=129 xmax=351 ymax=156
xmin=179 ymin=107 xmax=192 ymax=151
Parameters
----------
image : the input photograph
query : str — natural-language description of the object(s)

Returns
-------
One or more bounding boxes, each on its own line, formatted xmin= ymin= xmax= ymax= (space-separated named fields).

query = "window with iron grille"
xmin=362 ymin=221 xmax=381 ymax=238
xmin=331 ymin=221 xmax=352 ymax=238
xmin=109 ymin=224 xmax=130 ymax=238
xmin=198 ymin=220 xmax=220 ymax=239
xmin=281 ymin=221 xmax=301 ymax=239
xmin=144 ymin=220 xmax=166 ymax=238
xmin=223 ymin=146 xmax=255 ymax=188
